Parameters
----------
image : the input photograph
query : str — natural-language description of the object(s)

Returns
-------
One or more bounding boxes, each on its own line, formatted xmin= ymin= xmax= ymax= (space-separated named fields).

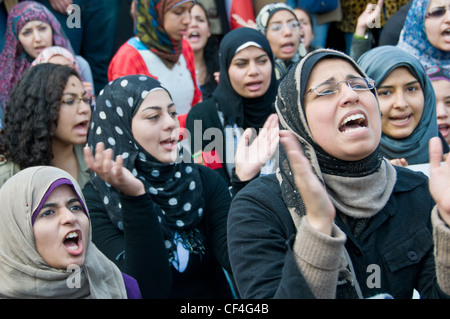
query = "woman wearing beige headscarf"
xmin=0 ymin=166 xmax=141 ymax=299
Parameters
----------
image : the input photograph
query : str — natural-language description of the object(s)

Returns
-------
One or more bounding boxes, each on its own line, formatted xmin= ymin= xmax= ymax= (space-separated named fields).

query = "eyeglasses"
xmin=267 ymin=20 xmax=301 ymax=33
xmin=306 ymin=77 xmax=375 ymax=96
xmin=425 ymin=6 xmax=450 ymax=19
xmin=61 ymin=96 xmax=93 ymax=106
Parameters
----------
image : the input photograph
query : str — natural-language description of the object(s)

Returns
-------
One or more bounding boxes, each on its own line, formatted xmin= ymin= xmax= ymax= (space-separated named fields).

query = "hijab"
xmin=0 ymin=1 xmax=74 ymax=111
xmin=358 ymin=45 xmax=439 ymax=165
xmin=397 ymin=0 xmax=450 ymax=69
xmin=31 ymin=45 xmax=85 ymax=81
xmin=0 ymin=166 xmax=128 ymax=299
xmin=212 ymin=27 xmax=278 ymax=130
xmin=255 ymin=2 xmax=306 ymax=80
xmin=88 ymin=75 xmax=206 ymax=264
xmin=135 ymin=0 xmax=192 ymax=64
xmin=275 ymin=48 xmax=397 ymax=298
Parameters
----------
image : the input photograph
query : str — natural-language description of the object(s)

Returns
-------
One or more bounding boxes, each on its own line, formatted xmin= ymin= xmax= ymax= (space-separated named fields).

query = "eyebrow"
xmin=140 ymin=104 xmax=176 ymax=112
xmin=62 ymin=91 xmax=88 ymax=97
xmin=378 ymin=80 xmax=420 ymax=88
xmin=40 ymin=197 xmax=81 ymax=210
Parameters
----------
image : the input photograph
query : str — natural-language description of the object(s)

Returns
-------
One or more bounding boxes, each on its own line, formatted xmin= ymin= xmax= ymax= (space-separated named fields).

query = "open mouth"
xmin=389 ymin=114 xmax=412 ymax=125
xmin=443 ymin=28 xmax=450 ymax=37
xmin=439 ymin=123 xmax=450 ymax=137
xmin=74 ymin=120 xmax=89 ymax=136
xmin=246 ymin=80 xmax=263 ymax=91
xmin=63 ymin=230 xmax=82 ymax=253
xmin=160 ymin=138 xmax=178 ymax=150
xmin=280 ymin=42 xmax=295 ymax=54
xmin=188 ymin=31 xmax=200 ymax=41
xmin=339 ymin=113 xmax=368 ymax=133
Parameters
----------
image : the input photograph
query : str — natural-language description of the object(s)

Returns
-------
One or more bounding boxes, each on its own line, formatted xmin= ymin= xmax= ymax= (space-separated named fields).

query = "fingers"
xmin=429 ymin=137 xmax=443 ymax=170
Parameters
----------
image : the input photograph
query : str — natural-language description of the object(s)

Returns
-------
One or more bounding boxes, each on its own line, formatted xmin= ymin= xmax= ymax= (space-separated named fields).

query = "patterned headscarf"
xmin=31 ymin=45 xmax=85 ymax=81
xmin=397 ymin=0 xmax=450 ymax=69
xmin=359 ymin=45 xmax=439 ymax=165
xmin=135 ymin=0 xmax=194 ymax=63
xmin=87 ymin=75 xmax=206 ymax=264
xmin=0 ymin=166 xmax=128 ymax=299
xmin=255 ymin=2 xmax=306 ymax=80
xmin=0 ymin=1 xmax=73 ymax=111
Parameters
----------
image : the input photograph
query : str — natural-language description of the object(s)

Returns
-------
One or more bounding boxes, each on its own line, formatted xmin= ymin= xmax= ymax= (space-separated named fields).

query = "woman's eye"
xmin=70 ymin=205 xmax=83 ymax=212
xmin=377 ymin=90 xmax=390 ymax=96
xmin=170 ymin=111 xmax=178 ymax=118
xmin=40 ymin=209 xmax=54 ymax=218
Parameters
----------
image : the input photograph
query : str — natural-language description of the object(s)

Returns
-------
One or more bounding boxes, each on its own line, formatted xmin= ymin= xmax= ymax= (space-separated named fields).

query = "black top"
xmin=83 ymin=165 xmax=234 ymax=299
xmin=228 ymin=166 xmax=450 ymax=299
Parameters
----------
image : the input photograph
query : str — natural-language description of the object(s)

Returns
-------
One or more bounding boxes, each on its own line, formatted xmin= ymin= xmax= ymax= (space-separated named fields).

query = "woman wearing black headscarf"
xmin=82 ymin=75 xmax=234 ymax=299
xmin=186 ymin=27 xmax=279 ymax=186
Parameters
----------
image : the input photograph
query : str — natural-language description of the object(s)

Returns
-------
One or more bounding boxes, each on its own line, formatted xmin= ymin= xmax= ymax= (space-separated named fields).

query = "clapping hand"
xmin=234 ymin=113 xmax=279 ymax=181
xmin=279 ymin=130 xmax=335 ymax=236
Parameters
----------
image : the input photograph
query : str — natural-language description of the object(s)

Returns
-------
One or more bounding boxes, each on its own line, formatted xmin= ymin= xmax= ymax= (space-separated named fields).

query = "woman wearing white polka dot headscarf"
xmin=83 ymin=75 xmax=235 ymax=299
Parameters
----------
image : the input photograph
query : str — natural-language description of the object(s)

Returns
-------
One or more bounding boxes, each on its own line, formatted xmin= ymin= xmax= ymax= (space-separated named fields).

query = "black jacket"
xmin=83 ymin=165 xmax=234 ymax=299
xmin=228 ymin=166 xmax=450 ymax=299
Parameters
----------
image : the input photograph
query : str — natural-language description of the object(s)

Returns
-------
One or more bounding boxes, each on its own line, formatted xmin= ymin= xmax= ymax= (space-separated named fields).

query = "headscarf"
xmin=426 ymin=66 xmax=450 ymax=82
xmin=358 ymin=45 xmax=439 ymax=165
xmin=31 ymin=45 xmax=85 ymax=81
xmin=0 ymin=1 xmax=74 ymax=111
xmin=275 ymin=48 xmax=397 ymax=298
xmin=255 ymin=2 xmax=306 ymax=80
xmin=135 ymin=0 xmax=193 ymax=63
xmin=212 ymin=27 xmax=278 ymax=130
xmin=0 ymin=166 xmax=128 ymax=299
xmin=397 ymin=0 xmax=450 ymax=69
xmin=88 ymin=75 xmax=206 ymax=264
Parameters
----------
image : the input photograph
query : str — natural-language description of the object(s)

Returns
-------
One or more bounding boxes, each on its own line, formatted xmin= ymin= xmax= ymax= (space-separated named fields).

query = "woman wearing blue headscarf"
xmin=358 ymin=45 xmax=449 ymax=166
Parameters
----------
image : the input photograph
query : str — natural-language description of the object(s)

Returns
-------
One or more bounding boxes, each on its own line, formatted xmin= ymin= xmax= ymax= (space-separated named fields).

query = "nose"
xmin=78 ymin=98 xmax=91 ymax=114
xmin=60 ymin=208 xmax=77 ymax=225
xmin=436 ymin=101 xmax=449 ymax=118
xmin=393 ymin=91 xmax=408 ymax=109
xmin=33 ymin=28 xmax=41 ymax=42
xmin=182 ymin=11 xmax=191 ymax=25
xmin=247 ymin=60 xmax=260 ymax=76
xmin=281 ymin=24 xmax=293 ymax=36
xmin=339 ymin=82 xmax=360 ymax=105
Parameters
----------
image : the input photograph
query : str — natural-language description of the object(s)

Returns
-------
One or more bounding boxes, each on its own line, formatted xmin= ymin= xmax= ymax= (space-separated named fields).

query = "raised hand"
xmin=234 ymin=113 xmax=279 ymax=181
xmin=429 ymin=137 xmax=450 ymax=225
xmin=84 ymin=142 xmax=145 ymax=197
xmin=279 ymin=130 xmax=335 ymax=236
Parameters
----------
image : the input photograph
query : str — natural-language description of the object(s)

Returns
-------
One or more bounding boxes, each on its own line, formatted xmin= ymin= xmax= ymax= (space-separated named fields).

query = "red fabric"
xmin=202 ymin=150 xmax=223 ymax=170
xmin=108 ymin=38 xmax=202 ymax=109
xmin=228 ymin=0 xmax=255 ymax=30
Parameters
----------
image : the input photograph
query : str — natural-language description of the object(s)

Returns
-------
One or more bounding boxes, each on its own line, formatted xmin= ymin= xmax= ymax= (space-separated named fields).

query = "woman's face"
xmin=432 ymin=79 xmax=450 ymax=144
xmin=33 ymin=184 xmax=89 ymax=269
xmin=54 ymin=75 xmax=91 ymax=146
xmin=163 ymin=1 xmax=194 ymax=41
xmin=376 ymin=67 xmax=424 ymax=139
xmin=304 ymin=58 xmax=381 ymax=161
xmin=185 ymin=4 xmax=210 ymax=53
xmin=424 ymin=0 xmax=450 ymax=52
xmin=293 ymin=8 xmax=314 ymax=50
xmin=265 ymin=10 xmax=301 ymax=61
xmin=18 ymin=20 xmax=53 ymax=58
xmin=228 ymin=45 xmax=272 ymax=98
xmin=131 ymin=89 xmax=180 ymax=163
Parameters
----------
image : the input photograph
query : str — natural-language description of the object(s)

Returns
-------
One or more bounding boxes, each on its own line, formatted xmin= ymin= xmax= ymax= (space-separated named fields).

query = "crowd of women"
xmin=0 ymin=0 xmax=449 ymax=300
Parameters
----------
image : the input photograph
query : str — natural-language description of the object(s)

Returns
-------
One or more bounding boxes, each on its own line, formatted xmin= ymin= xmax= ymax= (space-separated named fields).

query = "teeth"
xmin=341 ymin=113 xmax=365 ymax=127
xmin=68 ymin=245 xmax=79 ymax=250
xmin=65 ymin=232 xmax=78 ymax=239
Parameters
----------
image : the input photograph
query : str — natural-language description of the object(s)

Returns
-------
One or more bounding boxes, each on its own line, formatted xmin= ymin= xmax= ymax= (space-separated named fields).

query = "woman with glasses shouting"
xmin=0 ymin=63 xmax=91 ymax=189
xmin=227 ymin=48 xmax=450 ymax=299
xmin=397 ymin=0 xmax=450 ymax=69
